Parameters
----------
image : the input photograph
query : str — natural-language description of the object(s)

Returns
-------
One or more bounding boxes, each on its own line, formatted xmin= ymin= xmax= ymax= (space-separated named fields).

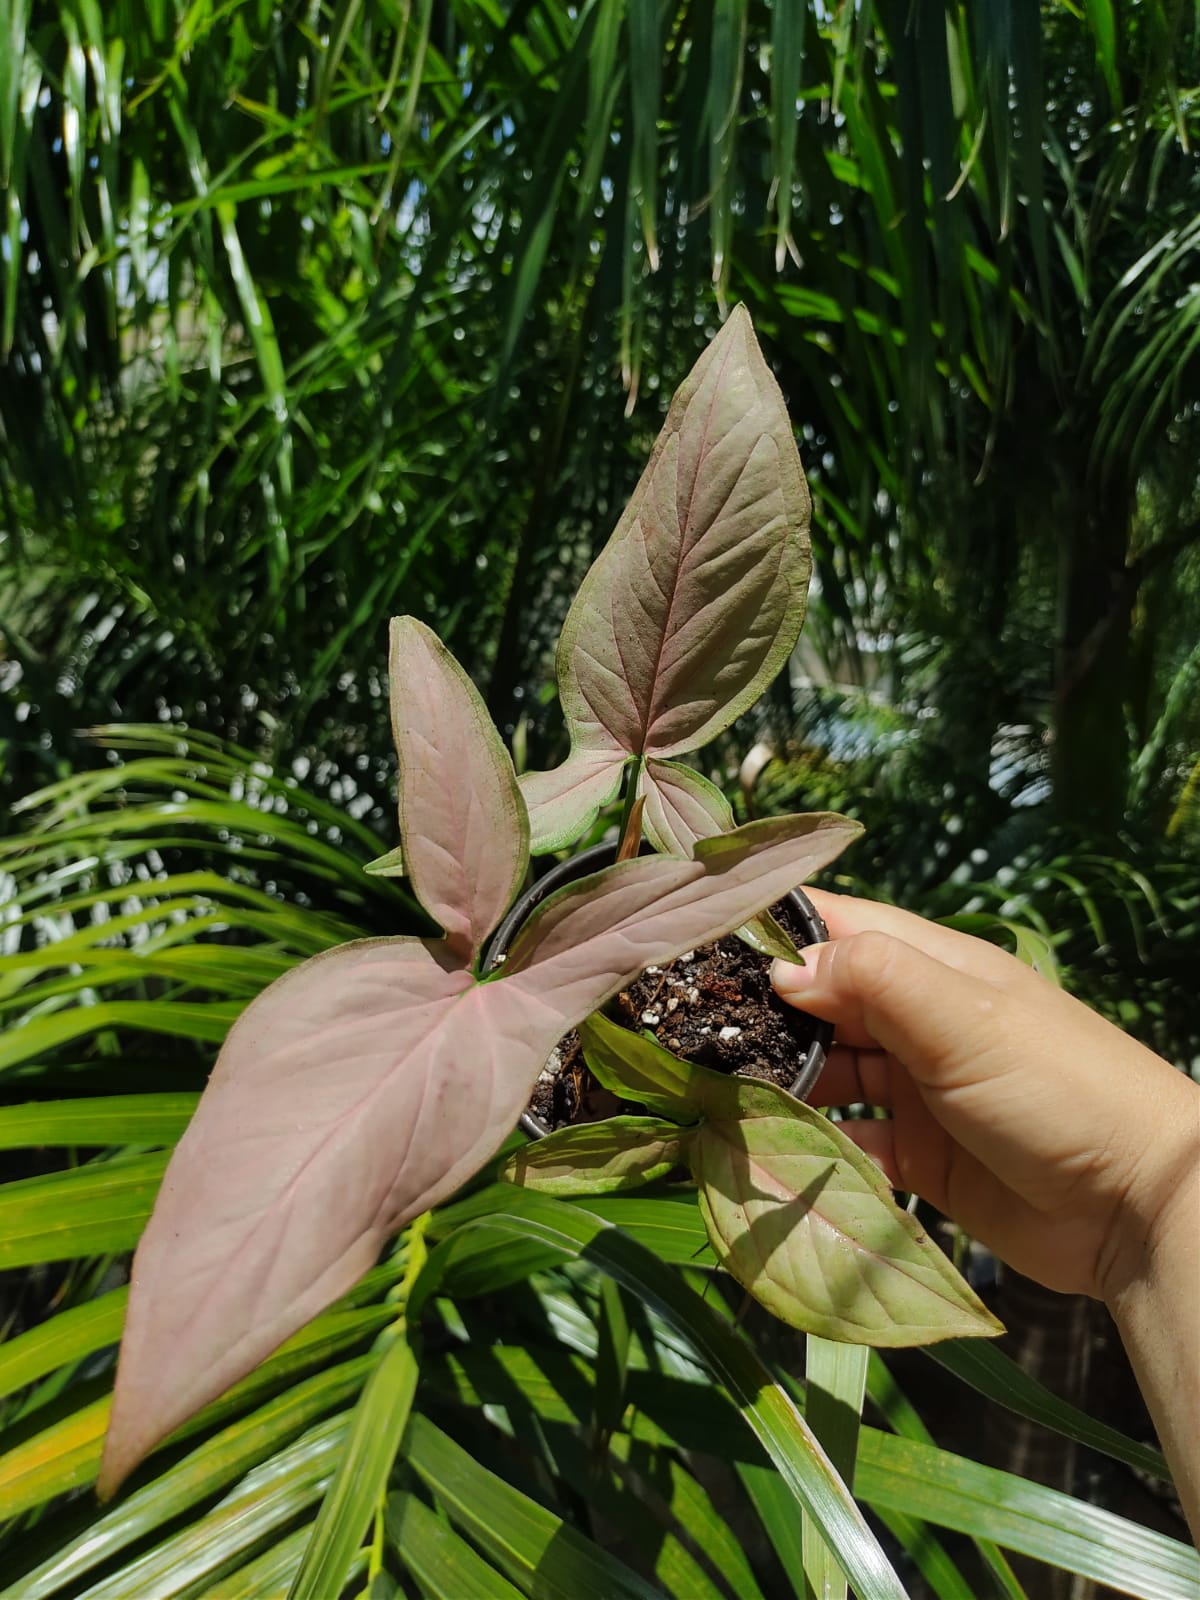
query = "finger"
xmin=807 ymin=1046 xmax=896 ymax=1109
xmin=803 ymin=890 xmax=1021 ymax=987
xmin=771 ymin=931 xmax=1016 ymax=1100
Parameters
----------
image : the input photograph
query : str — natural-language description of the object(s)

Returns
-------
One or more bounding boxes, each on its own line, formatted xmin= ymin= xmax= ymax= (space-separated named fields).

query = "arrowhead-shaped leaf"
xmin=503 ymin=813 xmax=861 ymax=1021
xmin=500 ymin=1116 xmax=691 ymax=1195
xmin=390 ymin=617 xmax=529 ymax=965
xmin=99 ymin=812 xmax=861 ymax=1495
xmin=548 ymin=305 xmax=812 ymax=767
xmin=692 ymin=1083 xmax=1004 ymax=1346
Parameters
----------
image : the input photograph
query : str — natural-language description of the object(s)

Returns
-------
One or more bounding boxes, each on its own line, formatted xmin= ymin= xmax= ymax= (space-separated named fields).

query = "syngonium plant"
xmin=98 ymin=308 xmax=998 ymax=1500
xmin=97 ymin=619 xmax=862 ymax=1495
xmin=368 ymin=304 xmax=814 ymax=958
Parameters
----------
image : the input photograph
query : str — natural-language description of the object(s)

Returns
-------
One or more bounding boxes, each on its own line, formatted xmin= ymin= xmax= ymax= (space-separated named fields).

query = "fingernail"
xmin=771 ymin=951 xmax=818 ymax=996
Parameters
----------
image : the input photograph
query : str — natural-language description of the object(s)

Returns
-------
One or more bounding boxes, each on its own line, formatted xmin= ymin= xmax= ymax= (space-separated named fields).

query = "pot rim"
xmin=483 ymin=841 xmax=833 ymax=1138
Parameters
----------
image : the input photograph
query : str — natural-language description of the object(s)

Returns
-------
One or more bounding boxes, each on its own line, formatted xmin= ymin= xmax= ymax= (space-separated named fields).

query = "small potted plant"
xmin=98 ymin=309 xmax=999 ymax=1498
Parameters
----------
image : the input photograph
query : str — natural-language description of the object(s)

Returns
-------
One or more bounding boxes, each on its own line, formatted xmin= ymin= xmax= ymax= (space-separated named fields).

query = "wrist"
xmin=1099 ymin=1086 xmax=1200 ymax=1314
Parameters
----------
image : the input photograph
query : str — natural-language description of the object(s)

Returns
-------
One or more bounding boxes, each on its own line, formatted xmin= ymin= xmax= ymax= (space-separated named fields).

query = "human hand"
xmin=770 ymin=892 xmax=1200 ymax=1306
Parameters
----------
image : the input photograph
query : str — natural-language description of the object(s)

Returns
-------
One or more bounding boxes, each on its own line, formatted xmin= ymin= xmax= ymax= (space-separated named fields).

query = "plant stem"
xmin=616 ymin=756 xmax=646 ymax=858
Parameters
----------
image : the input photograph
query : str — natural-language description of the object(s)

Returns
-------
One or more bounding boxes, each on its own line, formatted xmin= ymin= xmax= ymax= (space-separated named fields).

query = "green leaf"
xmin=0 ymin=1001 xmax=237 ymax=1073
xmin=627 ymin=0 xmax=661 ymax=268
xmin=405 ymin=1415 xmax=663 ymax=1600
xmin=594 ymin=1277 xmax=631 ymax=1441
xmin=924 ymin=1337 xmax=1171 ymax=1482
xmin=802 ymin=1338 xmax=868 ymax=1600
xmin=415 ymin=1189 xmax=908 ymax=1600
xmin=732 ymin=909 xmax=807 ymax=964
xmin=289 ymin=1334 xmax=420 ymax=1600
xmin=387 ymin=1492 xmax=524 ymax=1599
xmin=0 ymin=1357 xmax=368 ymax=1562
xmin=56 ymin=1418 xmax=346 ymax=1600
xmin=1084 ymin=0 xmax=1121 ymax=106
xmin=0 ymin=1095 xmax=197 ymax=1150
xmin=0 ymin=1152 xmax=166 ymax=1269
xmin=579 ymin=1011 xmax=706 ymax=1121
xmin=866 ymin=1353 xmax=1028 ymax=1598
xmin=691 ymin=1082 xmax=1002 ymax=1344
xmin=363 ymin=844 xmax=406 ymax=878
xmin=194 ymin=1526 xmax=315 ymax=1600
xmin=856 ymin=1429 xmax=1199 ymax=1600
xmin=500 ymin=1116 xmax=691 ymax=1195
xmin=0 ymin=1287 xmax=126 ymax=1403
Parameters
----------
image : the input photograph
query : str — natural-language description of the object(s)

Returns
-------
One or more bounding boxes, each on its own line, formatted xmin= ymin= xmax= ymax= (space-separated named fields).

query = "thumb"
xmin=771 ymin=931 xmax=1010 ymax=1091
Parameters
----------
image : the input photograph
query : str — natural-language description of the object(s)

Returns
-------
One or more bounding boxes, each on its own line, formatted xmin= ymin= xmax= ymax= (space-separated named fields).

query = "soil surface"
xmin=527 ymin=898 xmax=822 ymax=1132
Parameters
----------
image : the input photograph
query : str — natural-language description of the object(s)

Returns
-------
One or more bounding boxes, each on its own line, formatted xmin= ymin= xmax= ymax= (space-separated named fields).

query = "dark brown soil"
xmin=528 ymin=898 xmax=822 ymax=1132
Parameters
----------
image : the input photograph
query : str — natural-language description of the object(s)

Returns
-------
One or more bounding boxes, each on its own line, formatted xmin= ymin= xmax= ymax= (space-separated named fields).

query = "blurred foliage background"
xmin=2 ymin=0 xmax=1196 ymax=1059
xmin=0 ymin=1 xmax=1198 ymax=1594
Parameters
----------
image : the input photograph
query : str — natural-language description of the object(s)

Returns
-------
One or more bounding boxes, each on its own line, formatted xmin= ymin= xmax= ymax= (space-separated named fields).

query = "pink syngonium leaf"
xmin=520 ymin=304 xmax=811 ymax=850
xmin=99 ymin=810 xmax=861 ymax=1495
xmin=639 ymin=757 xmax=733 ymax=856
xmin=389 ymin=618 xmax=529 ymax=964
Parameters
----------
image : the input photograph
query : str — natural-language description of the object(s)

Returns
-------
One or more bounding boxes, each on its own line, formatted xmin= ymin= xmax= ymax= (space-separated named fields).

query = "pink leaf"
xmin=504 ymin=813 xmax=861 ymax=1019
xmin=518 ymin=749 xmax=626 ymax=853
xmin=100 ymin=813 xmax=859 ymax=1495
xmin=640 ymin=758 xmax=734 ymax=855
xmin=100 ymin=938 xmax=477 ymax=1494
xmin=554 ymin=305 xmax=811 ymax=760
xmin=389 ymin=617 xmax=529 ymax=964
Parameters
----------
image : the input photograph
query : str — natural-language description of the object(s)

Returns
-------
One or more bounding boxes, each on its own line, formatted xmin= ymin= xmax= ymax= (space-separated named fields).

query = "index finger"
xmin=803 ymin=889 xmax=1022 ymax=987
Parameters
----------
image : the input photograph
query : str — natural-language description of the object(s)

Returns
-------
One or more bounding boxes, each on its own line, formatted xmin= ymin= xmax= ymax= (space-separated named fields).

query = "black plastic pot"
xmin=483 ymin=841 xmax=833 ymax=1138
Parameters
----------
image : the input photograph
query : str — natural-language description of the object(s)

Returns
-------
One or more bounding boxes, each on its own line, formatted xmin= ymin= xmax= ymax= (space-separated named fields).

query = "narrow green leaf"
xmin=0 ymin=1288 xmax=126 ymax=1403
xmin=0 ymin=1153 xmax=166 ymax=1270
xmin=856 ymin=1429 xmax=1199 ymax=1599
xmin=736 ymin=1462 xmax=807 ymax=1600
xmin=866 ymin=1354 xmax=1027 ymax=1598
xmin=594 ymin=1277 xmax=631 ymax=1441
xmin=579 ymin=1012 xmax=705 ymax=1121
xmin=1084 ymin=0 xmax=1121 ymax=106
xmin=627 ymin=0 xmax=661 ymax=268
xmin=66 ymin=1418 xmax=345 ymax=1600
xmin=924 ymin=1338 xmax=1171 ymax=1481
xmin=0 ymin=1001 xmax=237 ymax=1073
xmin=432 ymin=1184 xmax=716 ymax=1270
xmin=363 ymin=845 xmax=406 ymax=878
xmin=388 ymin=1491 xmax=524 ymax=1599
xmin=288 ymin=1335 xmax=420 ymax=1600
xmin=770 ymin=0 xmax=806 ymax=269
xmin=709 ymin=0 xmax=748 ymax=307
xmin=0 ymin=1361 xmax=370 ymax=1587
xmin=405 ymin=1415 xmax=663 ymax=1600
xmin=870 ymin=1506 xmax=978 ymax=1600
xmin=194 ymin=1525 xmax=314 ymax=1600
xmin=802 ymin=1338 xmax=868 ymax=1600
xmin=415 ymin=1191 xmax=908 ymax=1599
xmin=0 ymin=1095 xmax=197 ymax=1151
